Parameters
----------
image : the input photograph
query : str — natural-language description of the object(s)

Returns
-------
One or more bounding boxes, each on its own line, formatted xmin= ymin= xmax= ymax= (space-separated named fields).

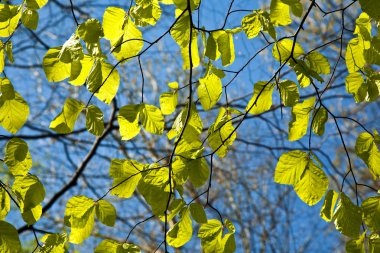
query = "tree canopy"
xmin=0 ymin=0 xmax=379 ymax=252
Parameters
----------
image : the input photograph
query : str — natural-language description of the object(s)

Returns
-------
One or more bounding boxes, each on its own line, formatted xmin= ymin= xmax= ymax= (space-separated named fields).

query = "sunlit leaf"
xmin=288 ymin=97 xmax=315 ymax=141
xmin=95 ymin=199 xmax=116 ymax=227
xmin=109 ymin=159 xmax=143 ymax=198
xmin=246 ymin=81 xmax=275 ymax=114
xmin=0 ymin=221 xmax=21 ymax=253
xmin=320 ymin=190 xmax=339 ymax=222
xmin=50 ymin=98 xmax=84 ymax=134
xmin=4 ymin=138 xmax=32 ymax=176
xmin=333 ymin=193 xmax=362 ymax=238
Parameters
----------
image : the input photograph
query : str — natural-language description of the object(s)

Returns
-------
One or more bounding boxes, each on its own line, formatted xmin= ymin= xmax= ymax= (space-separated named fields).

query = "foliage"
xmin=0 ymin=0 xmax=379 ymax=252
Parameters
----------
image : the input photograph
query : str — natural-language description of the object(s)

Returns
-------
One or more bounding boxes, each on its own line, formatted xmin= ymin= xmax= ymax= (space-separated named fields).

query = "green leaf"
xmin=270 ymin=0 xmax=292 ymax=26
xmin=190 ymin=203 xmax=207 ymax=223
xmin=5 ymin=41 xmax=13 ymax=63
xmin=306 ymin=51 xmax=330 ymax=74
xmin=355 ymin=132 xmax=380 ymax=179
xmin=103 ymin=7 xmax=143 ymax=63
xmin=26 ymin=0 xmax=48 ymax=9
xmin=77 ymin=19 xmax=104 ymax=43
xmin=0 ymin=4 xmax=21 ymax=37
xmin=0 ymin=221 xmax=22 ymax=253
xmin=333 ymin=193 xmax=362 ymax=238
xmin=173 ymin=0 xmax=200 ymax=10
xmin=312 ymin=107 xmax=328 ymax=136
xmin=354 ymin=12 xmax=371 ymax=42
xmin=173 ymin=156 xmax=209 ymax=187
xmin=362 ymin=196 xmax=380 ymax=232
xmin=198 ymin=72 xmax=222 ymax=111
xmin=137 ymin=166 xmax=171 ymax=215
xmin=158 ymin=199 xmax=186 ymax=222
xmin=346 ymin=232 xmax=366 ymax=253
xmin=279 ymin=80 xmax=299 ymax=106
xmin=4 ymin=138 xmax=32 ymax=176
xmin=246 ymin=81 xmax=275 ymax=114
xmin=320 ymin=189 xmax=339 ymax=222
xmin=0 ymin=41 xmax=4 ymax=73
xmin=42 ymin=46 xmax=71 ymax=82
xmin=64 ymin=195 xmax=96 ymax=244
xmin=205 ymin=33 xmax=220 ymax=61
xmin=140 ymin=104 xmax=165 ymax=135
xmin=95 ymin=240 xmax=140 ymax=253
xmin=96 ymin=200 xmax=116 ymax=227
xmin=214 ymin=30 xmax=235 ymax=66
xmin=21 ymin=8 xmax=38 ymax=30
xmin=167 ymin=207 xmax=193 ymax=247
xmin=345 ymin=72 xmax=366 ymax=103
xmin=58 ymin=34 xmax=84 ymax=63
xmin=0 ymin=79 xmax=30 ymax=134
xmin=241 ymin=11 xmax=262 ymax=39
xmin=288 ymin=97 xmax=315 ymax=141
xmin=208 ymin=107 xmax=236 ymax=158
xmin=272 ymin=39 xmax=304 ymax=62
xmin=359 ymin=0 xmax=380 ymax=21
xmin=365 ymin=37 xmax=380 ymax=66
xmin=131 ymin=0 xmax=162 ymax=27
xmin=87 ymin=61 xmax=120 ymax=104
xmin=109 ymin=159 xmax=143 ymax=198
xmin=12 ymin=174 xmax=45 ymax=225
xmin=369 ymin=233 xmax=380 ymax=253
xmin=180 ymin=30 xmax=200 ymax=70
xmin=118 ymin=104 xmax=142 ymax=140
xmin=274 ymin=150 xmax=309 ymax=185
xmin=291 ymin=59 xmax=324 ymax=88
xmin=39 ymin=233 xmax=68 ymax=253
xmin=50 ymin=98 xmax=84 ymax=134
xmin=0 ymin=187 xmax=10 ymax=220
xmin=293 ymin=160 xmax=329 ymax=206
xmin=198 ymin=219 xmax=223 ymax=253
xmin=160 ymin=91 xmax=178 ymax=115
xmin=86 ymin=105 xmax=104 ymax=136
xmin=346 ymin=38 xmax=366 ymax=73
xmin=290 ymin=2 xmax=303 ymax=17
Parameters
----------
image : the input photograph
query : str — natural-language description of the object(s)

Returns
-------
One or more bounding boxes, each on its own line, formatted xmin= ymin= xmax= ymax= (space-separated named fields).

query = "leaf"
xmin=173 ymin=0 xmax=200 ymax=10
xmin=293 ymin=160 xmax=329 ymax=206
xmin=26 ymin=0 xmax=48 ymax=9
xmin=167 ymin=208 xmax=193 ymax=247
xmin=160 ymin=91 xmax=178 ymax=115
xmin=354 ymin=12 xmax=371 ymax=42
xmin=96 ymin=200 xmax=116 ymax=227
xmin=306 ymin=51 xmax=330 ymax=74
xmin=198 ymin=72 xmax=222 ymax=110
xmin=270 ymin=0 xmax=292 ymax=26
xmin=333 ymin=193 xmax=362 ymax=238
xmin=198 ymin=219 xmax=223 ymax=253
xmin=312 ymin=107 xmax=328 ymax=136
xmin=359 ymin=0 xmax=380 ymax=21
xmin=0 ymin=187 xmax=10 ymax=220
xmin=208 ymin=107 xmax=236 ymax=158
xmin=0 ymin=41 xmax=4 ymax=73
xmin=180 ymin=30 xmax=200 ymax=70
xmin=345 ymin=38 xmax=366 ymax=73
xmin=58 ymin=34 xmax=84 ymax=63
xmin=4 ymin=138 xmax=32 ymax=176
xmin=272 ymin=39 xmax=304 ymax=62
xmin=345 ymin=72 xmax=366 ymax=103
xmin=274 ymin=150 xmax=309 ymax=185
xmin=140 ymin=104 xmax=165 ymax=135
xmin=5 ymin=41 xmax=13 ymax=63
xmin=64 ymin=196 xmax=96 ymax=244
xmin=320 ymin=190 xmax=339 ymax=222
xmin=0 ymin=221 xmax=22 ymax=253
xmin=103 ymin=7 xmax=143 ymax=62
xmin=0 ymin=4 xmax=21 ymax=37
xmin=42 ymin=46 xmax=71 ymax=82
xmin=288 ymin=97 xmax=315 ymax=141
xmin=50 ymin=98 xmax=84 ymax=134
xmin=365 ymin=37 xmax=380 ymax=66
xmin=109 ymin=159 xmax=143 ymax=198
xmin=118 ymin=104 xmax=142 ymax=140
xmin=362 ymin=196 xmax=380 ymax=232
xmin=86 ymin=105 xmax=104 ymax=136
xmin=355 ymin=132 xmax=380 ymax=179
xmin=369 ymin=233 xmax=380 ymax=253
xmin=0 ymin=79 xmax=30 ymax=134
xmin=158 ymin=199 xmax=186 ymax=222
xmin=246 ymin=81 xmax=275 ymax=114
xmin=205 ymin=33 xmax=220 ymax=61
xmin=346 ymin=232 xmax=366 ymax=253
xmin=214 ymin=30 xmax=235 ymax=66
xmin=95 ymin=240 xmax=140 ymax=253
xmin=291 ymin=59 xmax=324 ymax=88
xmin=279 ymin=80 xmax=299 ymax=106
xmin=76 ymin=18 xmax=104 ymax=43
xmin=87 ymin=61 xmax=120 ymax=104
xmin=190 ymin=203 xmax=207 ymax=223
xmin=21 ymin=8 xmax=38 ymax=30
xmin=131 ymin=0 xmax=162 ymax=27
xmin=173 ymin=156 xmax=209 ymax=187
xmin=39 ymin=233 xmax=68 ymax=253
xmin=241 ymin=11 xmax=262 ymax=39
xmin=12 ymin=174 xmax=45 ymax=225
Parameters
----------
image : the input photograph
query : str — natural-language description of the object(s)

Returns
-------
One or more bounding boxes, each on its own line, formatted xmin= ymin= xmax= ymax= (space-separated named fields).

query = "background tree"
xmin=0 ymin=0 xmax=379 ymax=252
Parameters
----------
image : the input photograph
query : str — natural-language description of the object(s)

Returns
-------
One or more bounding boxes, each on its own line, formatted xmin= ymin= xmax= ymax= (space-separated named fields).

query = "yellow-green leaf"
xmin=0 ymin=221 xmax=21 ymax=253
xmin=49 ymin=98 xmax=84 ymax=134
xmin=109 ymin=159 xmax=143 ymax=198
xmin=160 ymin=91 xmax=178 ymax=115
xmin=345 ymin=72 xmax=366 ymax=103
xmin=0 ymin=187 xmax=10 ymax=220
xmin=246 ymin=81 xmax=275 ymax=114
xmin=272 ymin=39 xmax=304 ymax=62
xmin=42 ymin=46 xmax=71 ymax=82
xmin=96 ymin=200 xmax=116 ymax=227
xmin=274 ymin=150 xmax=309 ymax=185
xmin=21 ymin=8 xmax=38 ymax=30
xmin=288 ymin=97 xmax=315 ymax=141
xmin=241 ymin=11 xmax=262 ymax=39
xmin=279 ymin=80 xmax=299 ymax=106
xmin=198 ymin=72 xmax=222 ymax=111
xmin=0 ymin=4 xmax=21 ymax=37
xmin=39 ymin=233 xmax=68 ymax=253
xmin=333 ymin=193 xmax=362 ymax=238
xmin=346 ymin=38 xmax=366 ymax=73
xmin=359 ymin=0 xmax=380 ymax=21
xmin=346 ymin=232 xmax=366 ymax=253
xmin=26 ymin=0 xmax=48 ymax=10
xmin=4 ymin=138 xmax=32 ymax=176
xmin=58 ymin=34 xmax=84 ymax=63
xmin=167 ymin=207 xmax=193 ymax=247
xmin=270 ymin=0 xmax=292 ymax=26
xmin=118 ymin=104 xmax=142 ymax=140
xmin=355 ymin=132 xmax=380 ymax=179
xmin=190 ymin=203 xmax=207 ymax=223
xmin=140 ymin=104 xmax=164 ymax=135
xmin=95 ymin=239 xmax=140 ymax=253
xmin=362 ymin=196 xmax=380 ymax=232
xmin=131 ymin=0 xmax=162 ymax=27
xmin=306 ymin=51 xmax=331 ymax=75
xmin=320 ymin=190 xmax=339 ymax=222
xmin=76 ymin=18 xmax=104 ymax=43
xmin=86 ymin=105 xmax=104 ymax=136
xmin=214 ymin=30 xmax=235 ymax=66
xmin=312 ymin=107 xmax=328 ymax=136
